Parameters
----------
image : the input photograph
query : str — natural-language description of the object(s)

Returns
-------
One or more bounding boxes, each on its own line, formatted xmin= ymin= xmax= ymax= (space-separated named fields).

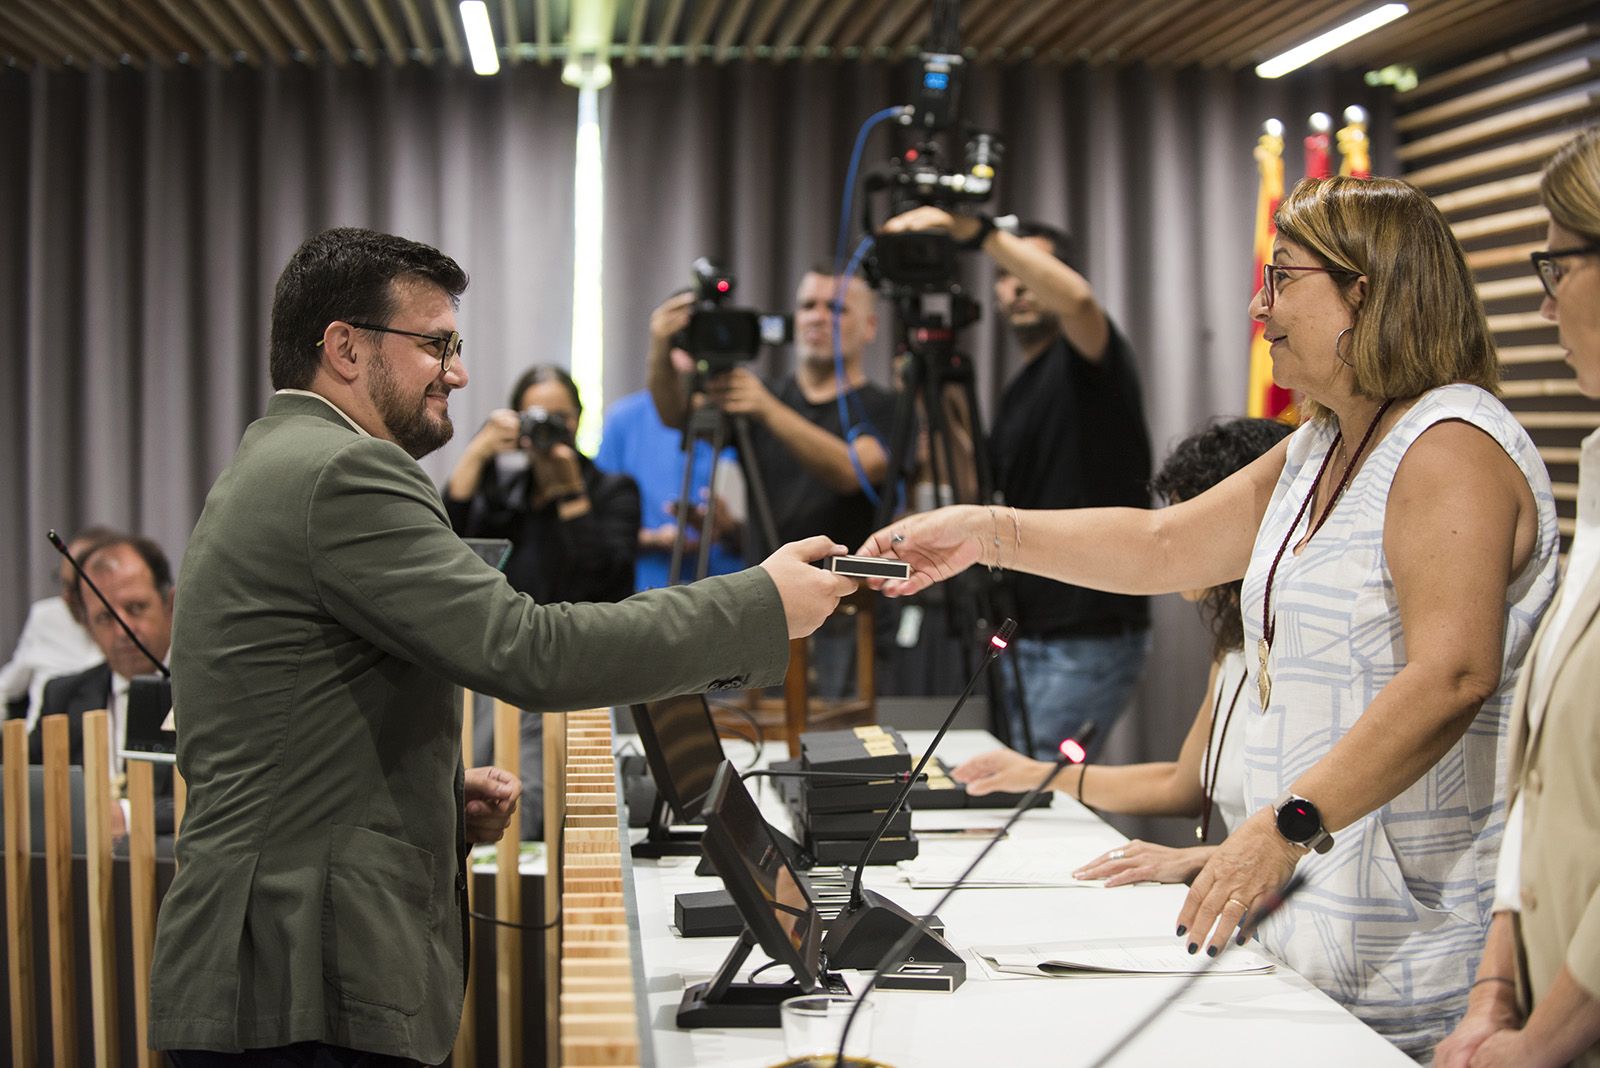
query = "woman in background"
xmin=1437 ymin=125 xmax=1600 ymax=1068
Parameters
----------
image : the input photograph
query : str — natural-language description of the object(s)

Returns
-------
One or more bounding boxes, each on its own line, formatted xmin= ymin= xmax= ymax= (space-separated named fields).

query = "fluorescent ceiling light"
xmin=460 ymin=1 xmax=500 ymax=76
xmin=1255 ymin=3 xmax=1408 ymax=79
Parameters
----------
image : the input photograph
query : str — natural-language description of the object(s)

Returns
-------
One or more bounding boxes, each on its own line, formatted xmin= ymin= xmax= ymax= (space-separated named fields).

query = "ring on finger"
xmin=891 ymin=532 xmax=907 ymax=545
xmin=1109 ymin=848 xmax=1126 ymax=860
xmin=1226 ymin=898 xmax=1247 ymax=911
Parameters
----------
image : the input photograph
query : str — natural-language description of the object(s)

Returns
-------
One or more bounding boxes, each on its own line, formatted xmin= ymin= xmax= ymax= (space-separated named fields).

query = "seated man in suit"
xmin=31 ymin=533 xmax=175 ymax=837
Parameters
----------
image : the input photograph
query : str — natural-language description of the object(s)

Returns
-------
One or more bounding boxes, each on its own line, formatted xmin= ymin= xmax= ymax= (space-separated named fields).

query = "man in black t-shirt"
xmin=882 ymin=208 xmax=1153 ymax=759
xmin=648 ymin=267 xmax=896 ymax=693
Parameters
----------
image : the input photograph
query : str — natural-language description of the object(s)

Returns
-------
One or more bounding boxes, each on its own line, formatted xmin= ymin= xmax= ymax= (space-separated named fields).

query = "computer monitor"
xmin=678 ymin=760 xmax=843 ymax=1028
xmin=123 ymin=674 xmax=175 ymax=764
xmin=629 ymin=693 xmax=726 ymax=822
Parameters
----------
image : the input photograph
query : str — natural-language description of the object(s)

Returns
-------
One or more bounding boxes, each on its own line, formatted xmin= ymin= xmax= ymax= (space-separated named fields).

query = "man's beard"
xmin=369 ymin=352 xmax=454 ymax=459
xmin=1008 ymin=309 xmax=1061 ymax=354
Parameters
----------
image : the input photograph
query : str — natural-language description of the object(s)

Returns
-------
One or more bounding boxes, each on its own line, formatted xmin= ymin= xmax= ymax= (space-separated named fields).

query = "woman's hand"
xmin=951 ymin=747 xmax=1055 ymax=796
xmin=1436 ymin=1002 xmax=1522 ymax=1068
xmin=469 ymin=409 xmax=521 ymax=461
xmin=1074 ymin=841 xmax=1215 ymax=887
xmin=857 ymin=504 xmax=988 ymax=596
xmin=1176 ymin=807 xmax=1303 ymax=956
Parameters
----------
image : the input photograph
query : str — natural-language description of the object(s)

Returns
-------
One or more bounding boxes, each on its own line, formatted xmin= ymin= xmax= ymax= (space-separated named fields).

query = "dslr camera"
xmin=674 ymin=257 xmax=789 ymax=372
xmin=518 ymin=407 xmax=570 ymax=452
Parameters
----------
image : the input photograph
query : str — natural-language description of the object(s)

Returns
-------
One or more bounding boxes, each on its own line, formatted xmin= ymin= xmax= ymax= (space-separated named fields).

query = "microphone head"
xmin=988 ymin=618 xmax=1018 ymax=653
xmin=47 ymin=529 xmax=68 ymax=552
xmin=1058 ymin=737 xmax=1087 ymax=764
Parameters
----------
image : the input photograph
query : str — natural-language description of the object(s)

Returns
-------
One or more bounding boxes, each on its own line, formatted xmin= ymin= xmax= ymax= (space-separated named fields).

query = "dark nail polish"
xmin=1235 ymin=932 xmax=1246 ymax=946
xmin=1206 ymin=945 xmax=1218 ymax=958
xmin=1175 ymin=925 xmax=1186 ymax=937
xmin=1187 ymin=942 xmax=1198 ymax=955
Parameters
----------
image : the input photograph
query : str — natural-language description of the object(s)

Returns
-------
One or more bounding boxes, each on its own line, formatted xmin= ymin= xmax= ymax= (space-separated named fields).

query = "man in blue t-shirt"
xmin=595 ymin=380 xmax=744 ymax=592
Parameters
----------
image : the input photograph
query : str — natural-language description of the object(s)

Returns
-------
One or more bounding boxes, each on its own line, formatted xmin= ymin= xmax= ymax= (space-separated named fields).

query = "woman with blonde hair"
xmin=864 ymin=175 xmax=1559 ymax=1055
xmin=1437 ymin=125 xmax=1600 ymax=1068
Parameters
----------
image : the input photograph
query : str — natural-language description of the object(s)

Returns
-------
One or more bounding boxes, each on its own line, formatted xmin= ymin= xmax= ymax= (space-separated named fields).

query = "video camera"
xmin=864 ymin=0 xmax=1001 ymax=293
xmin=674 ymin=257 xmax=790 ymax=371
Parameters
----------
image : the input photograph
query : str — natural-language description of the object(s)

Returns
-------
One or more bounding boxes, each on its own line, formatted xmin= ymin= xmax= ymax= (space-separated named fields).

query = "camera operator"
xmin=881 ymin=207 xmax=1153 ymax=759
xmin=648 ymin=267 xmax=897 ymax=697
xmin=445 ymin=364 xmax=640 ymax=604
xmin=647 ymin=266 xmax=896 ymax=561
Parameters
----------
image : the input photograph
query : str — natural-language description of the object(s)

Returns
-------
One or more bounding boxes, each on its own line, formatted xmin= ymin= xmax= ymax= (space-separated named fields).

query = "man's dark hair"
xmin=79 ymin=535 xmax=175 ymax=599
xmin=508 ymin=364 xmax=582 ymax=420
xmin=1149 ymin=417 xmax=1294 ymax=659
xmin=269 ymin=227 xmax=469 ymax=390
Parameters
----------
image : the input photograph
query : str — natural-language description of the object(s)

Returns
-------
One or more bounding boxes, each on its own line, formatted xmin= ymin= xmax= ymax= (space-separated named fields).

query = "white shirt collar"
xmin=275 ymin=389 xmax=370 ymax=436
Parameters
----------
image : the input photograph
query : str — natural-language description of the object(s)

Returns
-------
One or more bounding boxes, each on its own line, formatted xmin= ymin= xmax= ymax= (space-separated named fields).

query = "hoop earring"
xmin=1334 ymin=326 xmax=1355 ymax=367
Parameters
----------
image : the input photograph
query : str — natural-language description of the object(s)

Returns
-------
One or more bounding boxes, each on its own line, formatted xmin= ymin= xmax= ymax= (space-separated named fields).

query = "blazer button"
xmin=1522 ymin=884 xmax=1537 ymax=910
xmin=457 ymin=871 xmax=468 ymax=892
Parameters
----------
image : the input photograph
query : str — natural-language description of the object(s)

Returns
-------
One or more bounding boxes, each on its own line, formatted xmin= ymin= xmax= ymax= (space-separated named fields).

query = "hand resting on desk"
xmin=1073 ymin=840 xmax=1216 ymax=887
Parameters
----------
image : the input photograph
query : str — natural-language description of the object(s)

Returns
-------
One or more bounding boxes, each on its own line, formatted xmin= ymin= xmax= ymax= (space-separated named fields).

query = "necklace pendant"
xmin=1256 ymin=637 xmax=1272 ymax=707
xmin=1194 ymin=826 xmax=1205 ymax=842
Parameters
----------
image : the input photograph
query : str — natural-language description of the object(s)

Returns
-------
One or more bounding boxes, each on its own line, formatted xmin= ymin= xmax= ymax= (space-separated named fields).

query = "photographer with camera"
xmin=648 ymin=265 xmax=897 ymax=561
xmin=446 ymin=364 xmax=640 ymax=605
xmin=880 ymin=207 xmax=1153 ymax=759
xmin=648 ymin=265 xmax=897 ymax=696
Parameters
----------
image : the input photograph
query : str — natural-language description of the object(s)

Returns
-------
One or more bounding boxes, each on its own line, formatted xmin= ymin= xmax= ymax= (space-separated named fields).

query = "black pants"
xmin=166 ymin=1043 xmax=425 ymax=1068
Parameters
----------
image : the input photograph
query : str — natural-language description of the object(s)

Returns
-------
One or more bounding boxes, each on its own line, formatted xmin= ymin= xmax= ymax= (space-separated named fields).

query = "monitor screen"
xmin=629 ymin=694 xmax=727 ymax=822
xmin=700 ymin=760 xmax=820 ymax=990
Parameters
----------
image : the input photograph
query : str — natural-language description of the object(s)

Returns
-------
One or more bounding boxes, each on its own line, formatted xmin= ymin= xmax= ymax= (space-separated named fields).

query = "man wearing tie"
xmin=31 ymin=534 xmax=175 ymax=836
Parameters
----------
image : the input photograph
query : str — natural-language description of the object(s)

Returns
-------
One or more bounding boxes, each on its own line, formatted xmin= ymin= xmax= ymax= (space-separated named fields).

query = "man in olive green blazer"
xmin=149 ymin=228 xmax=855 ymax=1065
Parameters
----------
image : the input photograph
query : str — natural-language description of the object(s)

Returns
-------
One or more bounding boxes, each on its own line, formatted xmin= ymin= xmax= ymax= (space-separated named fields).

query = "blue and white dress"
xmin=1238 ymin=384 xmax=1559 ymax=1055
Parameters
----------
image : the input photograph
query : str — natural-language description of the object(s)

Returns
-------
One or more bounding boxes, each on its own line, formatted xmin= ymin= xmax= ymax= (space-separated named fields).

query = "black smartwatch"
xmin=1273 ymin=792 xmax=1334 ymax=854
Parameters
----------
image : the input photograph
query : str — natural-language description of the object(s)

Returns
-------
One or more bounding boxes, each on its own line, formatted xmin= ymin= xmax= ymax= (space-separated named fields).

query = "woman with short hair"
xmin=864 ymin=175 xmax=1560 ymax=1055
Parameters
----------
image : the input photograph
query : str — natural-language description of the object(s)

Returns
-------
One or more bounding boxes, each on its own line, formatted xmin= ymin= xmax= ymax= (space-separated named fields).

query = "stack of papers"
xmin=974 ymin=938 xmax=1276 ymax=978
xmin=896 ymin=855 xmax=1100 ymax=889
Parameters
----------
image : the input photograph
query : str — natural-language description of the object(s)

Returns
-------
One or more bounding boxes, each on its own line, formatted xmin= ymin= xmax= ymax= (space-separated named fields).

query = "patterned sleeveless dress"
xmin=1238 ymin=384 xmax=1558 ymax=1055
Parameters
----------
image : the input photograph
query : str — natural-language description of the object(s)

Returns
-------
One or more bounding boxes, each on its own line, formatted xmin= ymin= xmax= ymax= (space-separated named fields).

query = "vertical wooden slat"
xmin=81 ymin=711 xmax=120 ymax=1068
xmin=452 ymin=690 xmax=477 ymax=1068
xmin=784 ymin=636 xmax=809 ymax=757
xmin=41 ymin=715 xmax=78 ymax=1068
xmin=542 ymin=711 xmax=566 ymax=1068
xmin=493 ymin=699 xmax=523 ymax=1067
xmin=430 ymin=0 xmax=463 ymax=64
xmin=3 ymin=720 xmax=38 ymax=1067
xmin=172 ymin=767 xmax=186 ymax=848
xmin=126 ymin=761 xmax=158 ymax=1068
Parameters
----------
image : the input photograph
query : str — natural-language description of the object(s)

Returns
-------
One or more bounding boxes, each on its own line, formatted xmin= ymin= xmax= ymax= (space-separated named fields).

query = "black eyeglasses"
xmin=1260 ymin=263 xmax=1361 ymax=311
xmin=1530 ymin=244 xmax=1600 ymax=300
xmin=318 ymin=321 xmax=463 ymax=372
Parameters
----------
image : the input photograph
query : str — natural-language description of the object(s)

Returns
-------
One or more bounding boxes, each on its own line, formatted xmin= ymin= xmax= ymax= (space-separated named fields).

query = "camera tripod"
xmin=874 ymin=289 xmax=1036 ymax=756
xmin=666 ymin=389 xmax=779 ymax=586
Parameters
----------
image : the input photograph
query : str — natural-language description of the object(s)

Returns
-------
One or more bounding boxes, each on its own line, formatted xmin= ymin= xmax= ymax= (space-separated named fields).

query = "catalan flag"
xmin=1248 ymin=121 xmax=1293 ymax=421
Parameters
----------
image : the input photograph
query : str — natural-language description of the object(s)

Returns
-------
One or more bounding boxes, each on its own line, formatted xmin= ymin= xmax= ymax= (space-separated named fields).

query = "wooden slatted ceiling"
xmin=0 ymin=0 xmax=1592 ymax=71
xmin=1400 ymin=22 xmax=1600 ymax=552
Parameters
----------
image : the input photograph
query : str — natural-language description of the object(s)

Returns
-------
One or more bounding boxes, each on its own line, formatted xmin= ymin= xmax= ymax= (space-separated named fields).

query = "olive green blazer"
xmin=149 ymin=393 xmax=788 ymax=1062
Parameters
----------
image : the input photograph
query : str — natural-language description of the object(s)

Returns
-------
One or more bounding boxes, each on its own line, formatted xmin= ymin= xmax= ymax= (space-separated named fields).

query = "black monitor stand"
xmin=631 ymin=796 xmax=705 ymax=859
xmin=677 ymin=929 xmax=850 ymax=1029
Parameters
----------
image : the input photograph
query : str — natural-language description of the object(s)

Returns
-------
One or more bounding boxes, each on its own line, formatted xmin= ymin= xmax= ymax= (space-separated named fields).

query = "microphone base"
xmin=821 ymin=888 xmax=966 ymax=985
xmin=630 ymin=827 xmax=704 ymax=859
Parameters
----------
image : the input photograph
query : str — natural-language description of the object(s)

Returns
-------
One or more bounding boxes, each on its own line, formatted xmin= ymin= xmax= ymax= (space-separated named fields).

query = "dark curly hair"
xmin=1150 ymin=417 xmax=1294 ymax=660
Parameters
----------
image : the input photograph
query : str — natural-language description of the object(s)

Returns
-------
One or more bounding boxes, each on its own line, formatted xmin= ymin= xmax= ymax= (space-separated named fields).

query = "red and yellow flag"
xmin=1338 ymin=105 xmax=1372 ymax=177
xmin=1248 ymin=121 xmax=1292 ymax=420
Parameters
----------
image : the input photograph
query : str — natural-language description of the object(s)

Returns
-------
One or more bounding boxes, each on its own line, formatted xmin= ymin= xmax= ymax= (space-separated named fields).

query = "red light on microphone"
xmin=905 ymin=148 xmax=920 ymax=162
xmin=990 ymin=635 xmax=1008 ymax=651
xmin=1059 ymin=738 xmax=1087 ymax=764
xmin=716 ymin=279 xmax=731 ymax=293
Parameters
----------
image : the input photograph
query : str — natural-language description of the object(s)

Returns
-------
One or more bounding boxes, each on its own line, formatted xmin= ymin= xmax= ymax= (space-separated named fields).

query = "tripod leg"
xmin=667 ymin=426 xmax=702 ymax=587
xmin=695 ymin=416 xmax=731 ymax=582
xmin=874 ymin=355 xmax=921 ymax=529
xmin=730 ymin=415 xmax=780 ymax=557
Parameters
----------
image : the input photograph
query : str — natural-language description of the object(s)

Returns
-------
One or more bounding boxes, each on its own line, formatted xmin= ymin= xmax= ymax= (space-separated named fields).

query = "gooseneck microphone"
xmin=1081 ymin=872 xmax=1307 ymax=1068
xmin=47 ymin=529 xmax=170 ymax=679
xmin=830 ymin=730 xmax=1091 ymax=1068
xmin=740 ymin=769 xmax=926 ymax=786
xmin=818 ymin=620 xmax=1016 ymax=970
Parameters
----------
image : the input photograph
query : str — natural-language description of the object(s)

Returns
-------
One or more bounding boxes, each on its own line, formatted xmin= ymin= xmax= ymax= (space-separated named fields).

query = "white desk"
xmin=626 ymin=730 xmax=1412 ymax=1067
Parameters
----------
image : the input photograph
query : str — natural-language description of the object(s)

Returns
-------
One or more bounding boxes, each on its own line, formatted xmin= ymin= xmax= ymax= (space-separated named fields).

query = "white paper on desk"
xmin=897 ymin=854 xmax=1100 ymax=889
xmin=974 ymin=937 xmax=1275 ymax=978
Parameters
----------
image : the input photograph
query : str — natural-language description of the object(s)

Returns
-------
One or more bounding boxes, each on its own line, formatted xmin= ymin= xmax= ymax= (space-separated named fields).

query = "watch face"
xmin=1277 ymin=798 xmax=1322 ymax=843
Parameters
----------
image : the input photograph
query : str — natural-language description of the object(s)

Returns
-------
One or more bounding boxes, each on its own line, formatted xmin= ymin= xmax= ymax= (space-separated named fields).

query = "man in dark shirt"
xmin=882 ymin=209 xmax=1152 ymax=758
xmin=649 ymin=266 xmax=897 ymax=693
